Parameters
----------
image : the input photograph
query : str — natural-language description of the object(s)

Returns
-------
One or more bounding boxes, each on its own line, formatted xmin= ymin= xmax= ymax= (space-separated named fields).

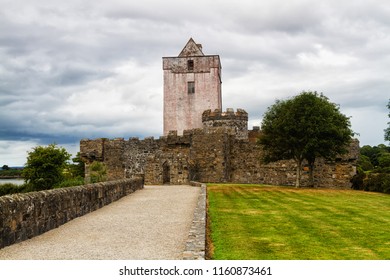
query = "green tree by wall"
xmin=23 ymin=144 xmax=71 ymax=191
xmin=259 ymin=91 xmax=353 ymax=187
xmin=69 ymin=152 xmax=85 ymax=178
xmin=385 ymin=99 xmax=390 ymax=142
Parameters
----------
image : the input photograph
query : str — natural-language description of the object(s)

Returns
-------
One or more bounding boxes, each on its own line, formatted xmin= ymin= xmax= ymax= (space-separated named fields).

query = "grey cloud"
xmin=0 ymin=0 xmax=389 ymax=165
xmin=51 ymin=65 xmax=113 ymax=87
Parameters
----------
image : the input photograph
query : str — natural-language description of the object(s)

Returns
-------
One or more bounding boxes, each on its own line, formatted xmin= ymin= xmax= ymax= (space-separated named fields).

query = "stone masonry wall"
xmin=80 ymin=138 xmax=106 ymax=181
xmin=144 ymin=131 xmax=192 ymax=184
xmin=80 ymin=109 xmax=359 ymax=188
xmin=0 ymin=178 xmax=143 ymax=249
xmin=103 ymin=138 xmax=127 ymax=180
xmin=82 ymin=132 xmax=195 ymax=185
xmin=123 ymin=137 xmax=161 ymax=179
xmin=230 ymin=136 xmax=359 ymax=188
xmin=202 ymin=108 xmax=248 ymax=140
xmin=189 ymin=128 xmax=233 ymax=182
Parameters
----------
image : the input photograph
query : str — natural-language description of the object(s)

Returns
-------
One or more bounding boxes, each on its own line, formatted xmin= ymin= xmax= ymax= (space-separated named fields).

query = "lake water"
xmin=0 ymin=178 xmax=25 ymax=185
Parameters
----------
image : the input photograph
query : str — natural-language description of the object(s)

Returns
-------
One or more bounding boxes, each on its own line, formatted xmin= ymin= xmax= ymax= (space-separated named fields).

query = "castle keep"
xmin=80 ymin=39 xmax=359 ymax=188
xmin=163 ymin=38 xmax=222 ymax=135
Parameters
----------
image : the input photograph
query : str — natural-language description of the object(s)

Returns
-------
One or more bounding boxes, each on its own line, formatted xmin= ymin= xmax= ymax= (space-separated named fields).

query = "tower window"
xmin=188 ymin=82 xmax=195 ymax=94
xmin=187 ymin=60 xmax=194 ymax=71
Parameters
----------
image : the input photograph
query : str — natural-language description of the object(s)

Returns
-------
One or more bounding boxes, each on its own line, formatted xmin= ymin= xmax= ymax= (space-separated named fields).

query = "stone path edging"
xmin=182 ymin=182 xmax=206 ymax=260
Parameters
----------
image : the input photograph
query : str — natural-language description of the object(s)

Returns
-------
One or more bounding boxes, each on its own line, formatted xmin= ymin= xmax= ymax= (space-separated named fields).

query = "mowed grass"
xmin=207 ymin=184 xmax=390 ymax=260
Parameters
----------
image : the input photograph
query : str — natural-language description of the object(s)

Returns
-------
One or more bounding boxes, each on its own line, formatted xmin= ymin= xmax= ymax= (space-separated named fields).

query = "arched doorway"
xmin=162 ymin=161 xmax=170 ymax=184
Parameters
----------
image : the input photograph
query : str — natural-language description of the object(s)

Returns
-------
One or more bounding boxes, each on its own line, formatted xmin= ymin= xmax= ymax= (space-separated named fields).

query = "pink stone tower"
xmin=163 ymin=38 xmax=222 ymax=135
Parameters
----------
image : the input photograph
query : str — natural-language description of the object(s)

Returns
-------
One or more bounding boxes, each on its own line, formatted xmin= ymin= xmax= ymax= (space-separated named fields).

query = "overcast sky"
xmin=1 ymin=0 xmax=389 ymax=166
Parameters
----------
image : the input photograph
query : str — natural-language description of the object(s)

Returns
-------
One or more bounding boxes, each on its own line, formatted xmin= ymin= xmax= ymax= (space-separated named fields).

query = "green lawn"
xmin=207 ymin=184 xmax=390 ymax=260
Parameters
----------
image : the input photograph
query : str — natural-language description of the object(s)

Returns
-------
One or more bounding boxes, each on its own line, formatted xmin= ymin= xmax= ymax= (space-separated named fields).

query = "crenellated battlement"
xmin=202 ymin=108 xmax=248 ymax=121
xmin=202 ymin=108 xmax=248 ymax=140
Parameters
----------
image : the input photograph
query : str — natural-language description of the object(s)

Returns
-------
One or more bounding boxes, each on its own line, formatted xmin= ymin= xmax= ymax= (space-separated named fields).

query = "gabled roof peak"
xmin=178 ymin=38 xmax=204 ymax=57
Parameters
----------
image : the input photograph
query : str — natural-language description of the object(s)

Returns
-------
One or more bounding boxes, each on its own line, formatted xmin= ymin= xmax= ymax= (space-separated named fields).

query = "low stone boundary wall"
xmin=183 ymin=182 xmax=206 ymax=260
xmin=0 ymin=178 xmax=144 ymax=249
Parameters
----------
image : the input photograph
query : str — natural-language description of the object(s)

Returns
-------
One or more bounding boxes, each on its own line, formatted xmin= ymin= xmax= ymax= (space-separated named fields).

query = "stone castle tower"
xmin=163 ymin=38 xmax=222 ymax=135
xmin=80 ymin=38 xmax=359 ymax=189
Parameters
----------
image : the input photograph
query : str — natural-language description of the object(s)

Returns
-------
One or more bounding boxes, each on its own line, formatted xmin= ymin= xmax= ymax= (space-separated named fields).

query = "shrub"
xmin=357 ymin=155 xmax=374 ymax=171
xmin=89 ymin=161 xmax=107 ymax=183
xmin=375 ymin=166 xmax=390 ymax=174
xmin=351 ymin=169 xmax=366 ymax=190
xmin=363 ymin=173 xmax=390 ymax=194
xmin=23 ymin=144 xmax=71 ymax=191
xmin=54 ymin=177 xmax=85 ymax=189
xmin=0 ymin=183 xmax=27 ymax=196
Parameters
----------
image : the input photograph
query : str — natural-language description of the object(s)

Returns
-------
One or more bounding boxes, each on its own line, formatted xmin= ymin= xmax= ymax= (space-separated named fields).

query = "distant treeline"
xmin=0 ymin=168 xmax=23 ymax=178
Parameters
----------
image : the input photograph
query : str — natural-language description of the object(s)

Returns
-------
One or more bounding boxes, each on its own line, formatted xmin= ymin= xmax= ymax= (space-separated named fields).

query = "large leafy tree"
xmin=23 ymin=144 xmax=71 ymax=191
xmin=69 ymin=152 xmax=85 ymax=178
xmin=259 ymin=91 xmax=353 ymax=187
xmin=385 ymin=99 xmax=390 ymax=142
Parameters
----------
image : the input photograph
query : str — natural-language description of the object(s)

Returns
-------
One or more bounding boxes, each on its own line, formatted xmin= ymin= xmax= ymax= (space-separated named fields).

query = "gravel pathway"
xmin=0 ymin=185 xmax=200 ymax=260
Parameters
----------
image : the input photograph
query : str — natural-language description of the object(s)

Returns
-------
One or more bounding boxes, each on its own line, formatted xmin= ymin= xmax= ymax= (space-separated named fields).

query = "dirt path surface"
xmin=0 ymin=185 xmax=200 ymax=260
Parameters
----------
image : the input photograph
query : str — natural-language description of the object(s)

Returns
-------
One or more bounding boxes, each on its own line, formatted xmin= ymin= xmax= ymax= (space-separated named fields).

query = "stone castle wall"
xmin=0 ymin=178 xmax=144 ymax=249
xmin=202 ymin=108 xmax=248 ymax=140
xmin=80 ymin=109 xmax=359 ymax=188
